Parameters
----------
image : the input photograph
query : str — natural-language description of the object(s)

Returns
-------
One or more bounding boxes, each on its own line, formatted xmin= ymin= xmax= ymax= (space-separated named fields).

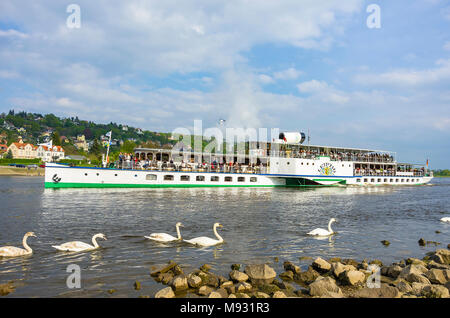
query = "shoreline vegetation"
xmin=146 ymin=247 xmax=450 ymax=299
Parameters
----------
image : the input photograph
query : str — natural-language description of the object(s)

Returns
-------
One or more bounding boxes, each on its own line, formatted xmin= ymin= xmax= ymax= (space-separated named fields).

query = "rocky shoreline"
xmin=149 ymin=248 xmax=450 ymax=299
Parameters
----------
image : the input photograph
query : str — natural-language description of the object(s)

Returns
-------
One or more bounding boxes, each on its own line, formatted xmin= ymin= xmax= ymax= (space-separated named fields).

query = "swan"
xmin=0 ymin=232 xmax=36 ymax=257
xmin=145 ymin=222 xmax=184 ymax=242
xmin=184 ymin=223 xmax=224 ymax=247
xmin=441 ymin=217 xmax=450 ymax=223
xmin=307 ymin=218 xmax=337 ymax=236
xmin=52 ymin=233 xmax=107 ymax=252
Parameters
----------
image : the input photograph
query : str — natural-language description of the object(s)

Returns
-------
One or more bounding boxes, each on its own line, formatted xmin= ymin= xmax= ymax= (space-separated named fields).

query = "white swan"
xmin=184 ymin=223 xmax=224 ymax=247
xmin=307 ymin=218 xmax=337 ymax=236
xmin=145 ymin=222 xmax=184 ymax=242
xmin=52 ymin=233 xmax=107 ymax=252
xmin=440 ymin=217 xmax=450 ymax=223
xmin=0 ymin=232 xmax=36 ymax=257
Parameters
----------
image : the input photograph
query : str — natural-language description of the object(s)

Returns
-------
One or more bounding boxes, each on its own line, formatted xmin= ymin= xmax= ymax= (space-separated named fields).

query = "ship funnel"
xmin=279 ymin=132 xmax=306 ymax=144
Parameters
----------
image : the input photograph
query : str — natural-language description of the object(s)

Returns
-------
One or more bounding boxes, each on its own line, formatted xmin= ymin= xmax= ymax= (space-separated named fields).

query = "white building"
xmin=37 ymin=145 xmax=65 ymax=162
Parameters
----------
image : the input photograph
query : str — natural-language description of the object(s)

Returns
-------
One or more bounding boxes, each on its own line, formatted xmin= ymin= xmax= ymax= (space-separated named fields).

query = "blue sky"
xmin=0 ymin=0 xmax=449 ymax=168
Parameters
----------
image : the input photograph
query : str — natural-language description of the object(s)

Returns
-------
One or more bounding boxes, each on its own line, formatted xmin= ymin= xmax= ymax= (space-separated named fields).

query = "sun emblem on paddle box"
xmin=318 ymin=163 xmax=336 ymax=176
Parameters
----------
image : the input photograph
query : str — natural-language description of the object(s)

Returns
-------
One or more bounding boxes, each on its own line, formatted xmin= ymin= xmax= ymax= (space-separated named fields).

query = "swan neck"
xmin=176 ymin=225 xmax=182 ymax=240
xmin=22 ymin=234 xmax=32 ymax=253
xmin=213 ymin=225 xmax=223 ymax=242
xmin=328 ymin=220 xmax=334 ymax=233
xmin=92 ymin=235 xmax=100 ymax=248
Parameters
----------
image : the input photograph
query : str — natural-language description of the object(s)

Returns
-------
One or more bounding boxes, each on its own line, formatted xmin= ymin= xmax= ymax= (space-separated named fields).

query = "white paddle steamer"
xmin=45 ymin=132 xmax=432 ymax=188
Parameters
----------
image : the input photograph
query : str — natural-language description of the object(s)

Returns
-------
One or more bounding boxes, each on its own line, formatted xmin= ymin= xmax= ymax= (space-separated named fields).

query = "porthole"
xmin=84 ymin=173 xmax=88 ymax=176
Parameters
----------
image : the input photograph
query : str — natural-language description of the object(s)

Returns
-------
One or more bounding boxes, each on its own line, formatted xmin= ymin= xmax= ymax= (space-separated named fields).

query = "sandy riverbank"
xmin=0 ymin=166 xmax=45 ymax=176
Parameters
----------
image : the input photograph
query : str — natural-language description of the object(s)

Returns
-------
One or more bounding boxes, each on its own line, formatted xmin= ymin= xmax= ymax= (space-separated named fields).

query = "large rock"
xmin=427 ymin=261 xmax=450 ymax=270
xmin=283 ymin=261 xmax=301 ymax=274
xmin=430 ymin=249 xmax=450 ymax=265
xmin=331 ymin=262 xmax=356 ymax=278
xmin=155 ymin=286 xmax=175 ymax=298
xmin=170 ymin=275 xmax=189 ymax=292
xmin=244 ymin=264 xmax=277 ymax=286
xmin=398 ymin=264 xmax=428 ymax=279
xmin=150 ymin=261 xmax=178 ymax=277
xmin=187 ymin=273 xmax=202 ymax=288
xmin=255 ymin=291 xmax=270 ymax=298
xmin=295 ymin=266 xmax=320 ymax=285
xmin=198 ymin=286 xmax=214 ymax=296
xmin=425 ymin=269 xmax=448 ymax=285
xmin=411 ymin=282 xmax=429 ymax=295
xmin=272 ymin=291 xmax=287 ymax=298
xmin=340 ymin=270 xmax=366 ymax=286
xmin=309 ymin=277 xmax=342 ymax=297
xmin=381 ymin=265 xmax=402 ymax=279
xmin=421 ymin=285 xmax=450 ymax=298
xmin=312 ymin=257 xmax=332 ymax=273
xmin=396 ymin=280 xmax=413 ymax=293
xmin=208 ymin=291 xmax=222 ymax=298
xmin=229 ymin=270 xmax=249 ymax=283
xmin=0 ymin=283 xmax=15 ymax=296
xmin=405 ymin=273 xmax=431 ymax=285
xmin=279 ymin=271 xmax=294 ymax=281
xmin=352 ymin=283 xmax=400 ymax=298
xmin=236 ymin=282 xmax=252 ymax=293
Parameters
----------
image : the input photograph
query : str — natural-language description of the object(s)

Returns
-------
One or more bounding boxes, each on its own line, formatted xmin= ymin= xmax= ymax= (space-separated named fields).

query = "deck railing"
xmin=270 ymin=151 xmax=395 ymax=163
xmin=114 ymin=161 xmax=269 ymax=174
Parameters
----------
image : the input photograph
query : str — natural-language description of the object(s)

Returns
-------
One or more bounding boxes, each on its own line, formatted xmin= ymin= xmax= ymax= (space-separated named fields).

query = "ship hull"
xmin=44 ymin=164 xmax=432 ymax=188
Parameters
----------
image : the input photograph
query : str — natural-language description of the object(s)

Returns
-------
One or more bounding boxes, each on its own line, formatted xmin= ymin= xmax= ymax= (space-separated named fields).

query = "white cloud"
xmin=297 ymin=80 xmax=329 ymax=93
xmin=273 ymin=68 xmax=303 ymax=80
xmin=0 ymin=29 xmax=28 ymax=38
xmin=258 ymin=74 xmax=275 ymax=84
xmin=353 ymin=59 xmax=450 ymax=87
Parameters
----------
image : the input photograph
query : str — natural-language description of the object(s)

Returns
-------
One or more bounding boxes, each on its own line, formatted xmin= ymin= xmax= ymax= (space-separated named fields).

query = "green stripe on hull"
xmin=44 ymin=182 xmax=340 ymax=189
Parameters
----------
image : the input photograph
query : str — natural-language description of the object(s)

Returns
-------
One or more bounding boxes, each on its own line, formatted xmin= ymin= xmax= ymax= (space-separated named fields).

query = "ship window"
xmin=307 ymin=163 xmax=309 ymax=165
xmin=164 ymin=175 xmax=174 ymax=181
xmin=85 ymin=173 xmax=88 ymax=176
xmin=225 ymin=176 xmax=232 ymax=182
xmin=349 ymin=164 xmax=351 ymax=167
xmin=146 ymin=174 xmax=157 ymax=181
xmin=312 ymin=163 xmax=314 ymax=165
xmin=96 ymin=173 xmax=99 ymax=176
xmin=287 ymin=162 xmax=290 ymax=165
xmin=364 ymin=178 xmax=368 ymax=182
xmin=238 ymin=177 xmax=245 ymax=182
xmin=134 ymin=174 xmax=138 ymax=177
xmin=301 ymin=162 xmax=303 ymax=165
xmin=371 ymin=178 xmax=375 ymax=182
xmin=115 ymin=174 xmax=118 ymax=176
xmin=401 ymin=179 xmax=404 ymax=183
xmin=250 ymin=177 xmax=257 ymax=182
xmin=356 ymin=179 xmax=361 ymax=182
xmin=396 ymin=179 xmax=399 ymax=182
xmin=211 ymin=176 xmax=219 ymax=182
xmin=384 ymin=179 xmax=387 ymax=182
xmin=390 ymin=179 xmax=393 ymax=182
xmin=342 ymin=164 xmax=344 ymax=167
xmin=377 ymin=178 xmax=381 ymax=182
xmin=180 ymin=175 xmax=190 ymax=181
xmin=406 ymin=179 xmax=409 ymax=182
xmin=196 ymin=175 xmax=205 ymax=181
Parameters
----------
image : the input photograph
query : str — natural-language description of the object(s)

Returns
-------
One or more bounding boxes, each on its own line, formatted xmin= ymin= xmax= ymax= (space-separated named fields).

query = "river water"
xmin=0 ymin=176 xmax=449 ymax=297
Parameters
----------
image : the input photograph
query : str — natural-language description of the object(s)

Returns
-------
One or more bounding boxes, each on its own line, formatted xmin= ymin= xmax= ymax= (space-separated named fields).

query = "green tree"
xmin=121 ymin=140 xmax=137 ymax=153
xmin=52 ymin=131 xmax=62 ymax=146
xmin=91 ymin=139 xmax=102 ymax=155
xmin=5 ymin=149 xmax=13 ymax=159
